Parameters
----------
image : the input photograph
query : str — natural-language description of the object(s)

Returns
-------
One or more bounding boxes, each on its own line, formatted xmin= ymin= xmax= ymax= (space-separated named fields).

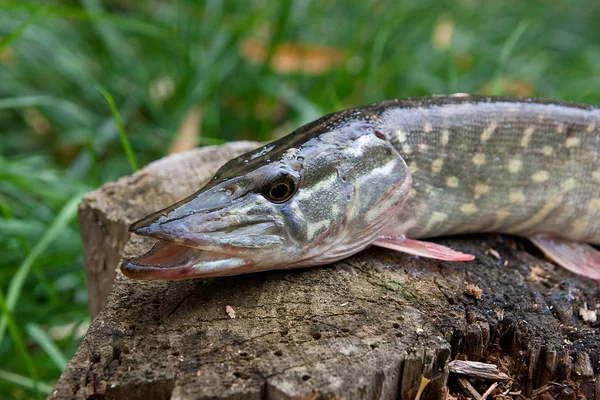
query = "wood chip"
xmin=531 ymin=384 xmax=552 ymax=397
xmin=480 ymin=382 xmax=498 ymax=400
xmin=464 ymin=283 xmax=483 ymax=299
xmin=527 ymin=265 xmax=547 ymax=283
xmin=457 ymin=377 xmax=481 ymax=400
xmin=488 ymin=248 xmax=501 ymax=260
xmin=225 ymin=305 xmax=236 ymax=319
xmin=578 ymin=302 xmax=597 ymax=323
xmin=448 ymin=360 xmax=510 ymax=381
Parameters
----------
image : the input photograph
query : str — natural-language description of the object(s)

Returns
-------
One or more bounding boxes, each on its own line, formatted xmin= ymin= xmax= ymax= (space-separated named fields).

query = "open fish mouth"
xmin=121 ymin=241 xmax=256 ymax=280
xmin=123 ymin=203 xmax=287 ymax=280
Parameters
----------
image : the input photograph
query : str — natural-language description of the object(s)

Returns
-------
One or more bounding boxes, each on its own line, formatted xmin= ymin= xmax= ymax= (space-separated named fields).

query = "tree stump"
xmin=52 ymin=142 xmax=599 ymax=399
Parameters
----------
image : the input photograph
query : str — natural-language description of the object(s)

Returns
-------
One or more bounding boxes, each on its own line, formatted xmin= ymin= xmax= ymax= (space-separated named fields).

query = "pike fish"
xmin=123 ymin=95 xmax=600 ymax=280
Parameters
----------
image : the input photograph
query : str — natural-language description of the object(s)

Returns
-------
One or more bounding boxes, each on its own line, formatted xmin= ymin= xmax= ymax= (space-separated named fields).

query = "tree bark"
xmin=53 ymin=142 xmax=599 ymax=399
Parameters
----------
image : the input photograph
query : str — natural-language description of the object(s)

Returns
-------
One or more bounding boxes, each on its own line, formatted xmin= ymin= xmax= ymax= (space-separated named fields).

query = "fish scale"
xmin=374 ymin=98 xmax=600 ymax=242
xmin=124 ymin=95 xmax=600 ymax=280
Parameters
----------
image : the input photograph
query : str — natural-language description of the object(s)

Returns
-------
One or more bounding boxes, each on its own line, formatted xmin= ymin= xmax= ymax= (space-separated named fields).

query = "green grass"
xmin=1 ymin=0 xmax=599 ymax=398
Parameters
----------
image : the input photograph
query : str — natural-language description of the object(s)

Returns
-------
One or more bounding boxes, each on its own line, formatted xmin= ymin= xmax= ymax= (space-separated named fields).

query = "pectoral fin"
xmin=373 ymin=236 xmax=475 ymax=261
xmin=528 ymin=233 xmax=600 ymax=280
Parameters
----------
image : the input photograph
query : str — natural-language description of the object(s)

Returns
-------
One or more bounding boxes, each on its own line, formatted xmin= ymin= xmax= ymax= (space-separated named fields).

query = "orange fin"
xmin=529 ymin=233 xmax=600 ymax=280
xmin=373 ymin=236 xmax=475 ymax=261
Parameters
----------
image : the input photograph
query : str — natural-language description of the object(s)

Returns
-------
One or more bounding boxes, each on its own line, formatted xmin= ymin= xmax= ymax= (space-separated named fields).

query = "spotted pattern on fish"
xmin=372 ymin=98 xmax=599 ymax=242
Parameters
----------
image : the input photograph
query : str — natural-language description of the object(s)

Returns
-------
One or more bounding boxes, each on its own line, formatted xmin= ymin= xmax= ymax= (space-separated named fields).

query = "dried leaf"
xmin=481 ymin=78 xmax=534 ymax=97
xmin=239 ymin=39 xmax=345 ymax=75
xmin=452 ymin=51 xmax=474 ymax=73
xmin=0 ymin=46 xmax=15 ymax=62
xmin=24 ymin=107 xmax=51 ymax=135
xmin=432 ymin=15 xmax=454 ymax=50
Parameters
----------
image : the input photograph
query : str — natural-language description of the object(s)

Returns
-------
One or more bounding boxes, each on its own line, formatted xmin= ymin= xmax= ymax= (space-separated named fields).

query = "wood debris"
xmin=527 ymin=264 xmax=548 ymax=283
xmin=531 ymin=384 xmax=552 ymax=397
xmin=480 ymin=382 xmax=498 ymax=400
xmin=484 ymin=248 xmax=501 ymax=260
xmin=578 ymin=302 xmax=597 ymax=323
xmin=464 ymin=283 xmax=483 ymax=299
xmin=225 ymin=305 xmax=236 ymax=319
xmin=448 ymin=360 xmax=510 ymax=381
xmin=457 ymin=377 xmax=481 ymax=399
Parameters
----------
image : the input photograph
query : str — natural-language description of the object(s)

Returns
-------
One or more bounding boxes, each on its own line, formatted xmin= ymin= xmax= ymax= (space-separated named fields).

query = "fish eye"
xmin=264 ymin=175 xmax=297 ymax=203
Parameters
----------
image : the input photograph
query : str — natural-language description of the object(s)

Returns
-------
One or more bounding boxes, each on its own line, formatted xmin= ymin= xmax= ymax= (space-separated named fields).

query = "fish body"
xmin=373 ymin=97 xmax=600 ymax=243
xmin=124 ymin=96 xmax=600 ymax=280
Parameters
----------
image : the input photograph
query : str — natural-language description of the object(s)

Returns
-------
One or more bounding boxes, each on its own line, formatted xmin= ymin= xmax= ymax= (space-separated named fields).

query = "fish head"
xmin=123 ymin=117 xmax=412 ymax=280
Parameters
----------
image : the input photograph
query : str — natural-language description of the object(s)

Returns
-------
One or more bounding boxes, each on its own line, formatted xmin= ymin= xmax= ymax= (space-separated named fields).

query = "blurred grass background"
xmin=0 ymin=0 xmax=599 ymax=398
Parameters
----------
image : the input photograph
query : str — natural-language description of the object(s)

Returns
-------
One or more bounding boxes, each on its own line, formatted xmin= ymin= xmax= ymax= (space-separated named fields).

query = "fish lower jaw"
xmin=121 ymin=240 xmax=258 ymax=280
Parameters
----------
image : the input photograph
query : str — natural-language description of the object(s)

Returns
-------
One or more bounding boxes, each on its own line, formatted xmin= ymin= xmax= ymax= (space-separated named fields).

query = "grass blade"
xmin=0 ymin=290 xmax=42 ymax=399
xmin=26 ymin=323 xmax=68 ymax=371
xmin=0 ymin=201 xmax=60 ymax=306
xmin=0 ymin=370 xmax=52 ymax=395
xmin=492 ymin=20 xmax=530 ymax=95
xmin=0 ymin=0 xmax=166 ymax=37
xmin=0 ymin=7 xmax=45 ymax=52
xmin=0 ymin=193 xmax=82 ymax=347
xmin=0 ymin=95 xmax=93 ymax=123
xmin=97 ymin=86 xmax=139 ymax=172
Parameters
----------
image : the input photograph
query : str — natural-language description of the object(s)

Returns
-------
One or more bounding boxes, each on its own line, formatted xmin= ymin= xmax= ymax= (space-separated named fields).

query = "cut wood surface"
xmin=54 ymin=142 xmax=599 ymax=399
